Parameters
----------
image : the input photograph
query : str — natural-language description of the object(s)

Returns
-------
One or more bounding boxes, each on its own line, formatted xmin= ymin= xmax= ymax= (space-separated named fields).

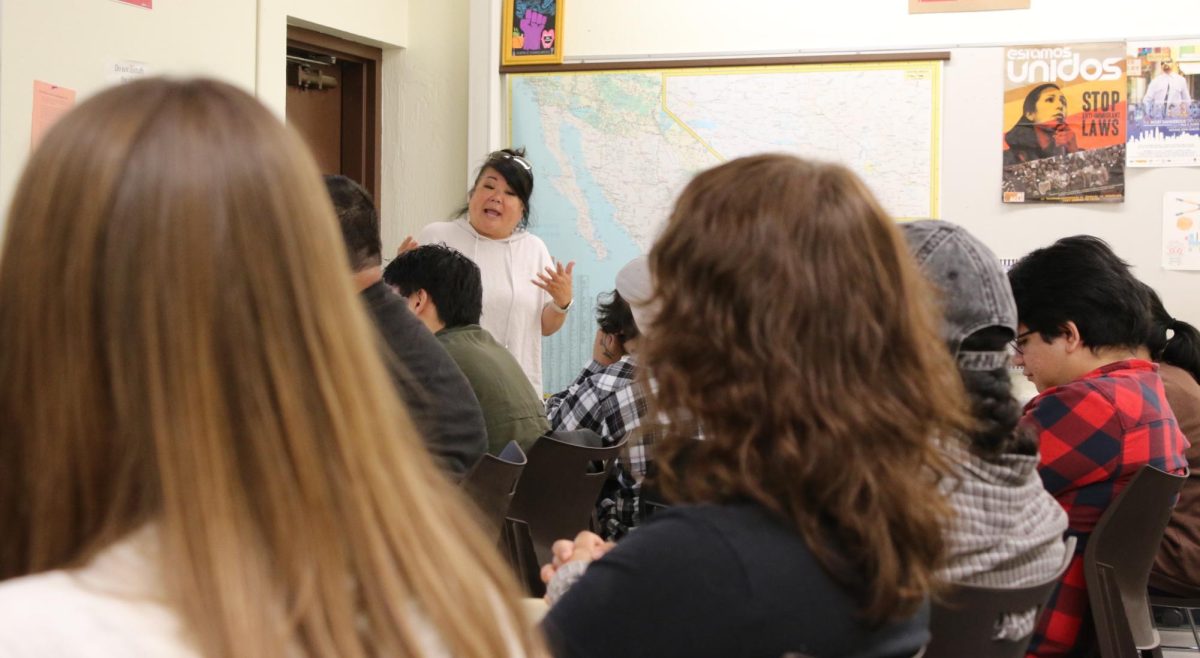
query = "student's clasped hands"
xmin=539 ymin=531 xmax=615 ymax=585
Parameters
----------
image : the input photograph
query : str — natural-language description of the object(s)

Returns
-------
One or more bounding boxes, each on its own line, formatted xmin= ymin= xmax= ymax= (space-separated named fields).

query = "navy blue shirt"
xmin=543 ymin=503 xmax=929 ymax=658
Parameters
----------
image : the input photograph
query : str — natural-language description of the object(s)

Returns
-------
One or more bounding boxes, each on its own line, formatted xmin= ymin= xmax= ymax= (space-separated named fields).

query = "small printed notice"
xmin=1163 ymin=192 xmax=1200 ymax=270
xmin=112 ymin=0 xmax=152 ymax=8
xmin=31 ymin=81 xmax=77 ymax=150
xmin=1126 ymin=41 xmax=1200 ymax=167
xmin=108 ymin=59 xmax=151 ymax=83
xmin=909 ymin=0 xmax=1029 ymax=13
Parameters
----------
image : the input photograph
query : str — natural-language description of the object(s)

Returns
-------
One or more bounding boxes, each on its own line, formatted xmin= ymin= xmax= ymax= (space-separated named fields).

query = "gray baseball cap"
xmin=901 ymin=220 xmax=1016 ymax=371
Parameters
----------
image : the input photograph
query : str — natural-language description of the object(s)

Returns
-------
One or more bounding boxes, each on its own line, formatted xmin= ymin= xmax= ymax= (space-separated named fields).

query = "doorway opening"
xmin=286 ymin=26 xmax=382 ymax=204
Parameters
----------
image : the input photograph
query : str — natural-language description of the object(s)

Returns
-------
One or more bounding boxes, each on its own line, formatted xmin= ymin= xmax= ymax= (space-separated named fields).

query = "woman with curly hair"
xmin=539 ymin=154 xmax=972 ymax=658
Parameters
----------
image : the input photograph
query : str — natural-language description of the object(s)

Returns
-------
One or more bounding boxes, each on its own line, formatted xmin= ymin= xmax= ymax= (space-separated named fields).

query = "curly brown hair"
xmin=643 ymin=154 xmax=972 ymax=624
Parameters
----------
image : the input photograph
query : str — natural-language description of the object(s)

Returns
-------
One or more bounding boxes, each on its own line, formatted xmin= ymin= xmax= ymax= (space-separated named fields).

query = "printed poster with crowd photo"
xmin=1127 ymin=42 xmax=1200 ymax=167
xmin=1002 ymin=43 xmax=1127 ymax=204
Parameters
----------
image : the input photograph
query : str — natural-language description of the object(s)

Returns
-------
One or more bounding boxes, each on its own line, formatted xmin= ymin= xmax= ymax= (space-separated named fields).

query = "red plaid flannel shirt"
xmin=1023 ymin=359 xmax=1189 ymax=658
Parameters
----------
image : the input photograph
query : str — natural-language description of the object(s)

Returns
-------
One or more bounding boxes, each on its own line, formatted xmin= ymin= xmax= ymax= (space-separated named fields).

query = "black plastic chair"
xmin=640 ymin=462 xmax=670 ymax=520
xmin=1150 ymin=595 xmax=1200 ymax=651
xmin=926 ymin=536 xmax=1076 ymax=658
xmin=1085 ymin=465 xmax=1187 ymax=658
xmin=505 ymin=430 xmax=625 ymax=595
xmin=503 ymin=516 xmax=542 ymax=595
xmin=460 ymin=441 xmax=527 ymax=543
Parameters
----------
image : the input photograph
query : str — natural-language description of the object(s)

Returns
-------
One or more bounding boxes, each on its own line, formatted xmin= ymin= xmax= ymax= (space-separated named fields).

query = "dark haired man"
xmin=544 ymin=257 xmax=650 ymax=539
xmin=1009 ymin=235 xmax=1187 ymax=658
xmin=385 ymin=243 xmax=549 ymax=454
xmin=323 ymin=175 xmax=486 ymax=476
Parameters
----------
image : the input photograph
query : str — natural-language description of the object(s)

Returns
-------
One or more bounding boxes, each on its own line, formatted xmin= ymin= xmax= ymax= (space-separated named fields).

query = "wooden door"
xmin=285 ymin=27 xmax=382 ymax=204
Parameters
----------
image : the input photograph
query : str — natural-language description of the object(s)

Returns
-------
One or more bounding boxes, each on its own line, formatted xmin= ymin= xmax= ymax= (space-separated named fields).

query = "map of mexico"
xmin=510 ymin=61 xmax=942 ymax=391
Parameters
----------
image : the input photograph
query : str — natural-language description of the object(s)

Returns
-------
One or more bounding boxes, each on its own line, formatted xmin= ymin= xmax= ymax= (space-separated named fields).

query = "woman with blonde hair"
xmin=0 ymin=78 xmax=540 ymax=658
xmin=540 ymin=154 xmax=972 ymax=657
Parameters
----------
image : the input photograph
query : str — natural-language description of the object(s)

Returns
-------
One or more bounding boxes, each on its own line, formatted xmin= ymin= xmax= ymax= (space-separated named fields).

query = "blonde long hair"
xmin=0 ymin=78 xmax=540 ymax=657
xmin=645 ymin=155 xmax=972 ymax=624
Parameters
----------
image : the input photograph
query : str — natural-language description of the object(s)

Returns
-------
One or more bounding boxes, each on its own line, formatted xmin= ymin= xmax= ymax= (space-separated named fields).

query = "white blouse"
xmin=0 ymin=528 xmax=197 ymax=657
xmin=0 ymin=529 xmax=490 ymax=658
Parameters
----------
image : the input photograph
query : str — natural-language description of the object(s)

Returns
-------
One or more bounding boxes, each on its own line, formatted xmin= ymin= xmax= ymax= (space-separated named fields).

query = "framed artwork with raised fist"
xmin=502 ymin=0 xmax=564 ymax=66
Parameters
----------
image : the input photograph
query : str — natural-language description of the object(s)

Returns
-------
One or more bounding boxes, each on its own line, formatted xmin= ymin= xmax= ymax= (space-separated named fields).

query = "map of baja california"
xmin=509 ymin=61 xmax=942 ymax=393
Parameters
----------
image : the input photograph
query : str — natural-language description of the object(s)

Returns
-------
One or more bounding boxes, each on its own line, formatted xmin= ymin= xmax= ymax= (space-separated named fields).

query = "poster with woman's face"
xmin=1127 ymin=41 xmax=1200 ymax=168
xmin=1001 ymin=42 xmax=1127 ymax=204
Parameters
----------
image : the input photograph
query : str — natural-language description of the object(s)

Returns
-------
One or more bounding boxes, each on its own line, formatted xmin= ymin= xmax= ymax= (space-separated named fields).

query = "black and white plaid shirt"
xmin=546 ymin=355 xmax=657 ymax=538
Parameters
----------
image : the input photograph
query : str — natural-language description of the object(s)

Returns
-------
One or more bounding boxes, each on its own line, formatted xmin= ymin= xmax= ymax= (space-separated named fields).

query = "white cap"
xmin=615 ymin=255 xmax=657 ymax=333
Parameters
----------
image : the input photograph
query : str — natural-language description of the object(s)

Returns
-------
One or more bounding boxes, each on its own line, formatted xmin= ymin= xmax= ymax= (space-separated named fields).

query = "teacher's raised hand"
xmin=533 ymin=259 xmax=575 ymax=309
xmin=536 ymin=259 xmax=575 ymax=337
xmin=396 ymin=235 xmax=419 ymax=256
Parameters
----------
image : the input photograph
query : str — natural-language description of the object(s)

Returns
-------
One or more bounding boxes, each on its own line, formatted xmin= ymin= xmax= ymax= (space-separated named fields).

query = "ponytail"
xmin=1141 ymin=282 xmax=1200 ymax=384
xmin=1161 ymin=318 xmax=1200 ymax=384
xmin=958 ymin=326 xmax=1037 ymax=457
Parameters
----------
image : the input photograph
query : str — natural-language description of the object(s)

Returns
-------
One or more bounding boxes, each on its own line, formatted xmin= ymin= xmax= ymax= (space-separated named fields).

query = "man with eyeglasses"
xmin=1007 ymin=235 xmax=1188 ymax=658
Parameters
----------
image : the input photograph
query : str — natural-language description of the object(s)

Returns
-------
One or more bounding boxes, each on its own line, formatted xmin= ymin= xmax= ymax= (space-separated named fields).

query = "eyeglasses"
xmin=1009 ymin=329 xmax=1036 ymax=355
xmin=492 ymin=151 xmax=533 ymax=173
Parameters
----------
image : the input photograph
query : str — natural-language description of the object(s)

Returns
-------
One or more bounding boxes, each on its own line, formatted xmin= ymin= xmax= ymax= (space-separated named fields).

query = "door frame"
xmin=286 ymin=26 xmax=383 ymax=205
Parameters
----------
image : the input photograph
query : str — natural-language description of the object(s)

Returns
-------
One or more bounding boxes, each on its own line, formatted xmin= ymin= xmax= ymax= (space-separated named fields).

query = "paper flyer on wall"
xmin=1002 ymin=43 xmax=1126 ymax=204
xmin=908 ymin=0 xmax=1029 ymax=13
xmin=31 ymin=81 xmax=77 ymax=151
xmin=1127 ymin=42 xmax=1199 ymax=168
xmin=1163 ymin=192 xmax=1200 ymax=270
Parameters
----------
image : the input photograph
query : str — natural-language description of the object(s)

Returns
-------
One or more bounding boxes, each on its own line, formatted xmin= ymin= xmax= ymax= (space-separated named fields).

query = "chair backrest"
xmin=926 ymin=536 xmax=1077 ymax=658
xmin=506 ymin=430 xmax=625 ymax=566
xmin=640 ymin=462 xmax=669 ymax=519
xmin=1149 ymin=594 xmax=1200 ymax=651
xmin=461 ymin=441 xmax=527 ymax=540
xmin=550 ymin=428 xmax=606 ymax=449
xmin=1086 ymin=464 xmax=1188 ymax=658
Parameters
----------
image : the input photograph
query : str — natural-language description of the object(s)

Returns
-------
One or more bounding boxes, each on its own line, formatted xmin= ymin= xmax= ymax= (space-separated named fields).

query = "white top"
xmin=418 ymin=218 xmax=553 ymax=395
xmin=1144 ymin=71 xmax=1192 ymax=116
xmin=0 ymin=529 xmax=469 ymax=658
xmin=0 ymin=528 xmax=197 ymax=657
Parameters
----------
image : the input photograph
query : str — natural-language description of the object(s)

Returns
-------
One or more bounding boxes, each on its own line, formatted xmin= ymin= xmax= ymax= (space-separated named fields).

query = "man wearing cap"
xmin=1008 ymin=235 xmax=1187 ymax=658
xmin=903 ymin=220 xmax=1067 ymax=641
xmin=546 ymin=256 xmax=665 ymax=539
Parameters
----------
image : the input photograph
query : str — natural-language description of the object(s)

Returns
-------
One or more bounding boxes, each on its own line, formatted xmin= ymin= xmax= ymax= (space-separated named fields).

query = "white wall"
xmin=467 ymin=0 xmax=502 ymax=188
xmin=384 ymin=0 xmax=470 ymax=252
xmin=252 ymin=0 xmax=469 ymax=254
xmin=466 ymin=0 xmax=1200 ymax=325
xmin=470 ymin=0 xmax=1200 ymax=154
xmin=255 ymin=0 xmax=423 ymax=254
xmin=255 ymin=0 xmax=409 ymax=117
xmin=0 ymin=0 xmax=466 ymax=258
xmin=0 ymin=0 xmax=257 ymax=228
xmin=562 ymin=0 xmax=1198 ymax=58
